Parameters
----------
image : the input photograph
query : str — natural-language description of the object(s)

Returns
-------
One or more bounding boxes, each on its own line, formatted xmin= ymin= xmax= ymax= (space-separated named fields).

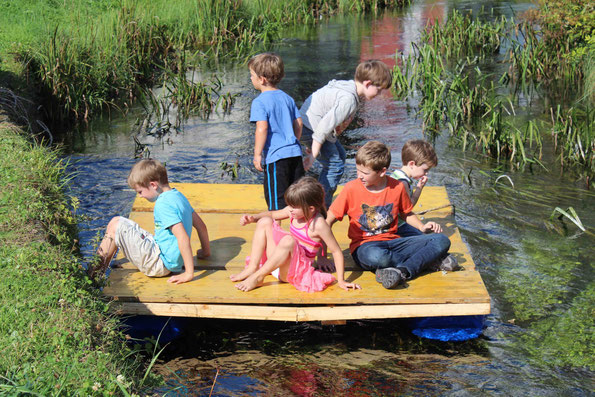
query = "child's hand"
xmin=316 ymin=255 xmax=335 ymax=272
xmin=417 ymin=175 xmax=428 ymax=189
xmin=338 ymin=280 xmax=361 ymax=291
xmin=168 ymin=271 xmax=194 ymax=284
xmin=196 ymin=248 xmax=210 ymax=259
xmin=253 ymin=155 xmax=263 ymax=172
xmin=421 ymin=221 xmax=442 ymax=234
xmin=240 ymin=214 xmax=256 ymax=226
xmin=303 ymin=153 xmax=314 ymax=171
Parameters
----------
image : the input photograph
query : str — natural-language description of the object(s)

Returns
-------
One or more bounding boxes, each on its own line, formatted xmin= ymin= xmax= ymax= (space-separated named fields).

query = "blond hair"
xmin=354 ymin=60 xmax=392 ymax=89
xmin=248 ymin=52 xmax=285 ymax=86
xmin=127 ymin=159 xmax=168 ymax=188
xmin=284 ymin=177 xmax=327 ymax=221
xmin=355 ymin=141 xmax=391 ymax=171
xmin=401 ymin=140 xmax=438 ymax=168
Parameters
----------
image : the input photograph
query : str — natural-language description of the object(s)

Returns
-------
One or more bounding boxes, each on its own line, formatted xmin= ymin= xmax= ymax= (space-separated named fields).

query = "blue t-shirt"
xmin=154 ymin=189 xmax=194 ymax=272
xmin=250 ymin=89 xmax=302 ymax=164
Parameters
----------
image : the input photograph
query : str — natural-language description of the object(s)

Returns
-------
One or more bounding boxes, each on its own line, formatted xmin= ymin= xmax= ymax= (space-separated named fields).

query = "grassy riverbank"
xmin=0 ymin=121 xmax=151 ymax=395
xmin=0 ymin=0 xmax=409 ymax=123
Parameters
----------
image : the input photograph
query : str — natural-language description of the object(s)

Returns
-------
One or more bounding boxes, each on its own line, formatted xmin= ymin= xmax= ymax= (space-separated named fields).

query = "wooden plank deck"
xmin=104 ymin=184 xmax=491 ymax=321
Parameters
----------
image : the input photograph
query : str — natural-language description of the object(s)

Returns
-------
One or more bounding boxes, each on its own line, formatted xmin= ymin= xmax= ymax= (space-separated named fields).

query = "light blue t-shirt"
xmin=250 ymin=89 xmax=302 ymax=164
xmin=154 ymin=189 xmax=193 ymax=272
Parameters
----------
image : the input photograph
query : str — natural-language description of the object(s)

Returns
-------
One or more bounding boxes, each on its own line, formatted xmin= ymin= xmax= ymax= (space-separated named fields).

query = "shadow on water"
xmin=63 ymin=0 xmax=594 ymax=395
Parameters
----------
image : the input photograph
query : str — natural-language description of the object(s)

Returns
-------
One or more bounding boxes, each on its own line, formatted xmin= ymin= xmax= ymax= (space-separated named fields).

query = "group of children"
xmin=89 ymin=54 xmax=459 ymax=293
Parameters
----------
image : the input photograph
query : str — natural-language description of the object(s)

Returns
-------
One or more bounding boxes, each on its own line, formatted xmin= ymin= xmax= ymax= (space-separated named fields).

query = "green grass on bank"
xmin=0 ymin=125 xmax=150 ymax=395
xmin=0 ymin=0 xmax=409 ymax=122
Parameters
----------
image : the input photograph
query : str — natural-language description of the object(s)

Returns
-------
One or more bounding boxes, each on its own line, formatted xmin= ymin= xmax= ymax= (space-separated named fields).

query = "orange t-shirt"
xmin=329 ymin=177 xmax=414 ymax=253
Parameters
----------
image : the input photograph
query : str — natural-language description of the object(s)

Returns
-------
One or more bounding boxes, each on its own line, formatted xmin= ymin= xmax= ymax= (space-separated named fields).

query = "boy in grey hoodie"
xmin=300 ymin=60 xmax=392 ymax=207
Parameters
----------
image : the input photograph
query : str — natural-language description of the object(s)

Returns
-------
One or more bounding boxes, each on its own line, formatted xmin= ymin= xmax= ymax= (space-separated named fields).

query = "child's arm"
xmin=168 ymin=222 xmax=195 ymax=284
xmin=409 ymin=176 xmax=428 ymax=207
xmin=240 ymin=206 xmax=291 ymax=226
xmin=314 ymin=217 xmax=361 ymax=291
xmin=293 ymin=117 xmax=303 ymax=140
xmin=192 ymin=211 xmax=210 ymax=259
xmin=403 ymin=212 xmax=442 ymax=234
xmin=253 ymin=121 xmax=268 ymax=172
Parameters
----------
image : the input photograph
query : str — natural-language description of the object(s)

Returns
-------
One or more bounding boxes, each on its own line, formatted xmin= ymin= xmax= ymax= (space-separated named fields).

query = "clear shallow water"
xmin=63 ymin=0 xmax=594 ymax=394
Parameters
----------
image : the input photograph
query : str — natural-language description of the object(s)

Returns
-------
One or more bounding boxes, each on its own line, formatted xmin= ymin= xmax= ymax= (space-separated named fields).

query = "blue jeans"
xmin=396 ymin=222 xmax=423 ymax=238
xmin=319 ymin=140 xmax=346 ymax=207
xmin=352 ymin=233 xmax=451 ymax=279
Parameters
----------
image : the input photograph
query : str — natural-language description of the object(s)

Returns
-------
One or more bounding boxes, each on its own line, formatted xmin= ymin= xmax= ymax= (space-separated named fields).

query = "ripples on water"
xmin=63 ymin=0 xmax=593 ymax=394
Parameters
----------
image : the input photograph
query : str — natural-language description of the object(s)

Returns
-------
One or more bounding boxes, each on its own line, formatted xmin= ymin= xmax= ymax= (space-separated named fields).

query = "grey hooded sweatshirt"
xmin=299 ymin=79 xmax=359 ymax=145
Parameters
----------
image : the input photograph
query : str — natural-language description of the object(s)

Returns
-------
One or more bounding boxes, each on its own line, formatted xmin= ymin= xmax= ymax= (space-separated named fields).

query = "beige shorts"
xmin=114 ymin=217 xmax=171 ymax=277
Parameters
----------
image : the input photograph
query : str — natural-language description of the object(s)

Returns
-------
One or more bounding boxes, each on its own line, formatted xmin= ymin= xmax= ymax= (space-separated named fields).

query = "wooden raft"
xmin=104 ymin=184 xmax=491 ymax=322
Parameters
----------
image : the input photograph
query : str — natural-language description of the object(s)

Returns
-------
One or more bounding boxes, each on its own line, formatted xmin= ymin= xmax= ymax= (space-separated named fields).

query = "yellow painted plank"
xmin=103 ymin=267 xmax=488 ymax=305
xmin=132 ymin=183 xmax=453 ymax=215
xmin=115 ymin=211 xmax=474 ymax=271
xmin=112 ymin=302 xmax=491 ymax=321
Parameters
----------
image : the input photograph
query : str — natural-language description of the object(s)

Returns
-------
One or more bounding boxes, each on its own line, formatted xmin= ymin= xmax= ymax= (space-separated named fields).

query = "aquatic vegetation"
xmin=550 ymin=207 xmax=586 ymax=232
xmin=423 ymin=8 xmax=506 ymax=62
xmin=392 ymin=8 xmax=592 ymax=181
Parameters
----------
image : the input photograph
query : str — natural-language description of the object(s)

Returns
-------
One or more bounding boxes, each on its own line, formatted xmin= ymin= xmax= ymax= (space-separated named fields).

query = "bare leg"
xmin=236 ymin=235 xmax=294 ymax=292
xmin=89 ymin=216 xmax=119 ymax=278
xmin=230 ymin=217 xmax=277 ymax=281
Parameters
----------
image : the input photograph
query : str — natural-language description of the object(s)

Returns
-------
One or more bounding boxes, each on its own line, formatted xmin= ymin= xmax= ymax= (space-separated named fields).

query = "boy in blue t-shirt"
xmin=89 ymin=159 xmax=210 ymax=285
xmin=248 ymin=52 xmax=305 ymax=210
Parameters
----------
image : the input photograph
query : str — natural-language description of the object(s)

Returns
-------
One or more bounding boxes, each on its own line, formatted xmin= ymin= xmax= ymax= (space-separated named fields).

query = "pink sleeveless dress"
xmin=249 ymin=216 xmax=335 ymax=292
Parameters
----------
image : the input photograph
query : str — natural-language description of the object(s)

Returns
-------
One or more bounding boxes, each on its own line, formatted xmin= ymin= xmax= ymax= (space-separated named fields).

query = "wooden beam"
xmin=111 ymin=302 xmax=491 ymax=321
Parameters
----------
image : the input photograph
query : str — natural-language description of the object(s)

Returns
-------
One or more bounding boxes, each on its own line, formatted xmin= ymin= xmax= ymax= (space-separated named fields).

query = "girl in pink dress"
xmin=232 ymin=177 xmax=361 ymax=292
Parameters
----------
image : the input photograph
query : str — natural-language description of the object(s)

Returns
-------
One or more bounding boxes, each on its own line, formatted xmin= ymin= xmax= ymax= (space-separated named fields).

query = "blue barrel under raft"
xmin=408 ymin=315 xmax=486 ymax=341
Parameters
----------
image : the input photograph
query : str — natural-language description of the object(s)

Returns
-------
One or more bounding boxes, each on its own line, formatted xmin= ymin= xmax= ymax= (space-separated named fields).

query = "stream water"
xmin=63 ymin=0 xmax=594 ymax=395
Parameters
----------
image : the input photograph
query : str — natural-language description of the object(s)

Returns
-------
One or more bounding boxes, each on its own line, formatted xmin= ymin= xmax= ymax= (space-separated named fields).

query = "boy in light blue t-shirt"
xmin=89 ymin=159 xmax=210 ymax=285
xmin=248 ymin=52 xmax=305 ymax=210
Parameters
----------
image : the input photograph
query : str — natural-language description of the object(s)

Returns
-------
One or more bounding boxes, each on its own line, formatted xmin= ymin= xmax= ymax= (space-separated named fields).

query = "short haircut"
xmin=355 ymin=141 xmax=391 ymax=171
xmin=354 ymin=60 xmax=392 ymax=89
xmin=127 ymin=159 xmax=168 ymax=188
xmin=248 ymin=52 xmax=285 ymax=86
xmin=284 ymin=176 xmax=327 ymax=221
xmin=401 ymin=140 xmax=438 ymax=168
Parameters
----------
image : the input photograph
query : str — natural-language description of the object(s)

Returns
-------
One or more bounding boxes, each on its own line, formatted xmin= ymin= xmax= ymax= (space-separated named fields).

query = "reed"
xmin=423 ymin=9 xmax=506 ymax=63
xmin=9 ymin=0 xmax=410 ymax=123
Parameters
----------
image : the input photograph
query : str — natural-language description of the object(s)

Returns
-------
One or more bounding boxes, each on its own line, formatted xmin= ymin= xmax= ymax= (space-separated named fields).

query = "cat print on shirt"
xmin=359 ymin=203 xmax=394 ymax=236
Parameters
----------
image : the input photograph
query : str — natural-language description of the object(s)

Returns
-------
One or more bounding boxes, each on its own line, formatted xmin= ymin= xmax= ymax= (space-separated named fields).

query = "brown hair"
xmin=284 ymin=177 xmax=327 ymax=221
xmin=354 ymin=60 xmax=392 ymax=89
xmin=401 ymin=140 xmax=438 ymax=168
xmin=355 ymin=141 xmax=391 ymax=171
xmin=127 ymin=159 xmax=168 ymax=188
xmin=248 ymin=52 xmax=285 ymax=86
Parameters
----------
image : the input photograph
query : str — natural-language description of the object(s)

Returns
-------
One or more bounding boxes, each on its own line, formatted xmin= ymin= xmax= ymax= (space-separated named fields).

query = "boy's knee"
xmin=436 ymin=233 xmax=451 ymax=251
xmin=106 ymin=216 xmax=121 ymax=235
xmin=358 ymin=247 xmax=390 ymax=268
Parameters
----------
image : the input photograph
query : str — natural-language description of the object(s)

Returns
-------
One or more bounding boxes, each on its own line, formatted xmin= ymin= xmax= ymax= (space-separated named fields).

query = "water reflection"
xmin=64 ymin=0 xmax=593 ymax=395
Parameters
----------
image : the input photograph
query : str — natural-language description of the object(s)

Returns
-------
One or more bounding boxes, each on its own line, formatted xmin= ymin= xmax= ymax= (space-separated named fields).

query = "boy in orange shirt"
xmin=327 ymin=141 xmax=458 ymax=289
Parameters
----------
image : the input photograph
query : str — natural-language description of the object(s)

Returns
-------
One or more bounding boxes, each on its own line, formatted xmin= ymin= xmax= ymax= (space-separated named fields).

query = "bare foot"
xmin=230 ymin=266 xmax=258 ymax=282
xmin=235 ymin=273 xmax=264 ymax=292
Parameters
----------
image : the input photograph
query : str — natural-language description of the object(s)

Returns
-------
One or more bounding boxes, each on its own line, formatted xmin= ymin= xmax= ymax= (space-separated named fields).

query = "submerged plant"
xmin=550 ymin=207 xmax=586 ymax=232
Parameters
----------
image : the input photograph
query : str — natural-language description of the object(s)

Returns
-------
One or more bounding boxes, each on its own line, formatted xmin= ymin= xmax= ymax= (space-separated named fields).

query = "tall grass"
xmin=8 ymin=0 xmax=410 ymax=123
xmin=392 ymin=8 xmax=591 ymax=180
